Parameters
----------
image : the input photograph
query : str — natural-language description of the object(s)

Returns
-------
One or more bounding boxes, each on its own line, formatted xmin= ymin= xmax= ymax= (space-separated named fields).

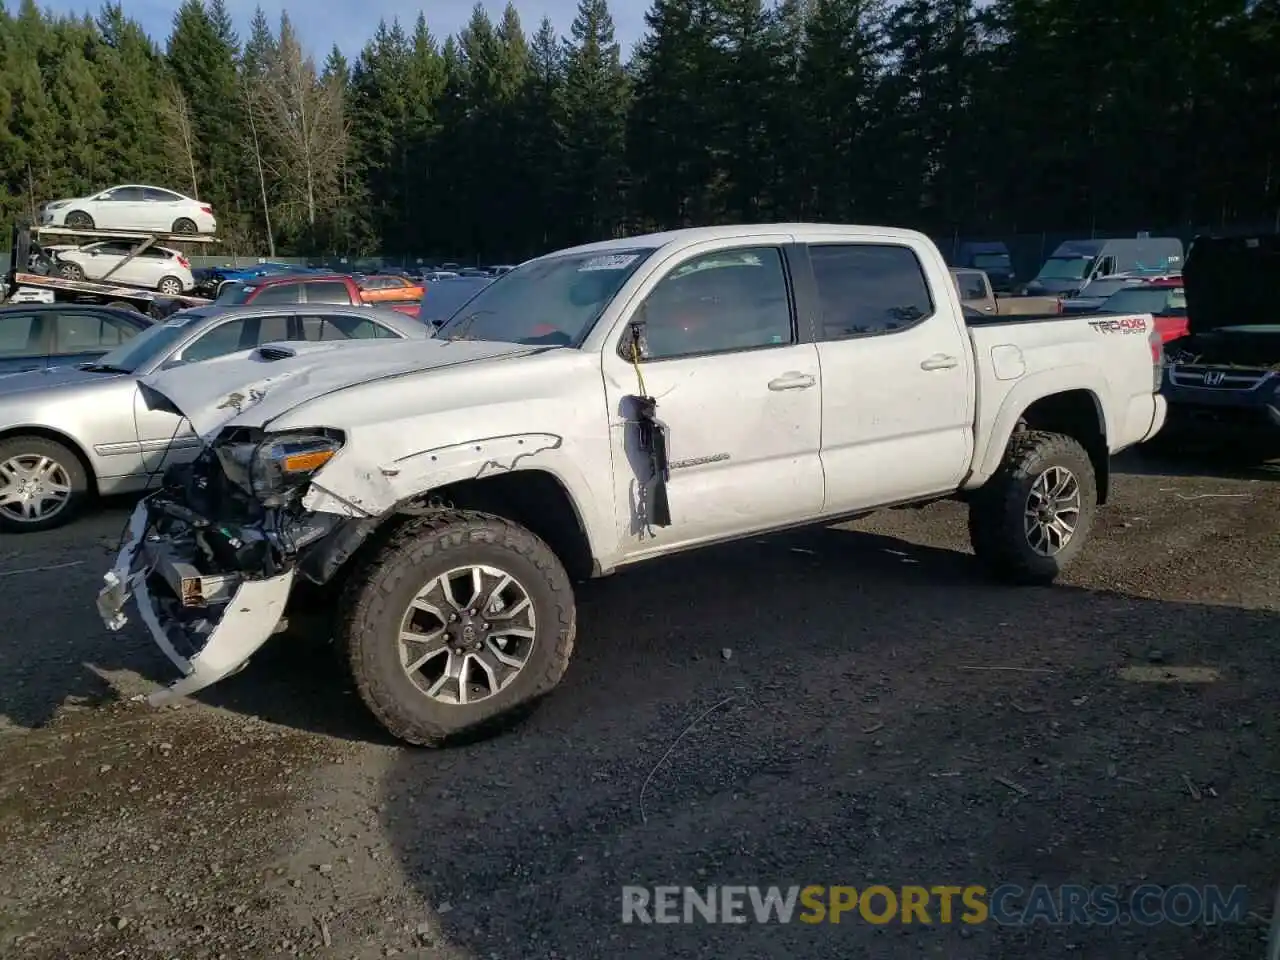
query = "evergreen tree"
xmin=556 ymin=0 xmax=630 ymax=242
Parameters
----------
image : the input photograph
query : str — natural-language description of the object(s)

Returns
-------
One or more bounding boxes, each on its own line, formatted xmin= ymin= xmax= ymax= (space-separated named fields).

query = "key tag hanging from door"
xmin=623 ymin=320 xmax=671 ymax=527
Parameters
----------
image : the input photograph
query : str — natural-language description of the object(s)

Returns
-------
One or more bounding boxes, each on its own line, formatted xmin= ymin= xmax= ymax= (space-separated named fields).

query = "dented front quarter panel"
xmin=272 ymin=349 xmax=619 ymax=567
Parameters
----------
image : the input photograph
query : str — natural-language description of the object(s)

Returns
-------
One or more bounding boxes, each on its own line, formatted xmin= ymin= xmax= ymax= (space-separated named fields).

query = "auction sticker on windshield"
xmin=579 ymin=254 xmax=639 ymax=271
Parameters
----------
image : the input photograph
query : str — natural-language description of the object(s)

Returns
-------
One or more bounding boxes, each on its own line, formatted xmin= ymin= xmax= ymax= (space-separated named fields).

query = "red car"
xmin=1096 ymin=276 xmax=1188 ymax=343
xmin=216 ymin=273 xmax=420 ymax=318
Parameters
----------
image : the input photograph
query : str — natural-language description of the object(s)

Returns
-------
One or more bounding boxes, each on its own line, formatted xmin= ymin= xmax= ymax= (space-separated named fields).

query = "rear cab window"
xmin=808 ymin=244 xmax=935 ymax=339
xmin=953 ymin=271 xmax=989 ymax=302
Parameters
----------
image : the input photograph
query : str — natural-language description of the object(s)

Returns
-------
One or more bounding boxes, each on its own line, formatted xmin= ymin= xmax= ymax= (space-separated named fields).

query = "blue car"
xmin=0 ymin=303 xmax=154 ymax=375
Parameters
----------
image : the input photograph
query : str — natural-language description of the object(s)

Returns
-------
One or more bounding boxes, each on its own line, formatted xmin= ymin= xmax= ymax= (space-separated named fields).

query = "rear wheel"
xmin=106 ymin=300 xmax=140 ymax=312
xmin=0 ymin=436 xmax=90 ymax=533
xmin=65 ymin=210 xmax=94 ymax=230
xmin=340 ymin=510 xmax=576 ymax=746
xmin=157 ymin=276 xmax=184 ymax=296
xmin=58 ymin=262 xmax=85 ymax=281
xmin=969 ymin=430 xmax=1097 ymax=585
xmin=171 ymin=217 xmax=197 ymax=235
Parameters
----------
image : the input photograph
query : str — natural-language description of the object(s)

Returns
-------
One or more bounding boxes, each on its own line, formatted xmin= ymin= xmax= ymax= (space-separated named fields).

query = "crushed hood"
xmin=139 ymin=337 xmax=545 ymax=438
xmin=1183 ymin=234 xmax=1280 ymax=335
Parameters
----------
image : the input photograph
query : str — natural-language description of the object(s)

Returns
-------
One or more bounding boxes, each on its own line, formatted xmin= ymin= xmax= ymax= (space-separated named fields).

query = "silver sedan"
xmin=0 ymin=303 xmax=428 ymax=532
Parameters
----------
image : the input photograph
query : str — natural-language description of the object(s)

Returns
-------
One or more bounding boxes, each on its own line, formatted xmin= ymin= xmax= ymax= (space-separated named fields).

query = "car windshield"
xmin=1037 ymin=256 xmax=1094 ymax=281
xmin=972 ymin=253 xmax=1011 ymax=270
xmin=94 ymin=316 xmax=198 ymax=373
xmin=1101 ymin=286 xmax=1186 ymax=314
xmin=433 ymin=248 xmax=656 ymax=346
xmin=217 ymin=282 xmax=256 ymax=304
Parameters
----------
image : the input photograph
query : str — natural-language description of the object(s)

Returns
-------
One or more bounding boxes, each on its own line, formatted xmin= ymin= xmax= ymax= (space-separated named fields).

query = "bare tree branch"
xmin=158 ymin=80 xmax=200 ymax=199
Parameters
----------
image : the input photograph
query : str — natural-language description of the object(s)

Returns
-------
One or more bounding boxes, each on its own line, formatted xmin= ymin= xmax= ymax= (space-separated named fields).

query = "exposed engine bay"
xmin=96 ymin=427 xmax=383 ymax=704
xmin=1167 ymin=329 xmax=1280 ymax=369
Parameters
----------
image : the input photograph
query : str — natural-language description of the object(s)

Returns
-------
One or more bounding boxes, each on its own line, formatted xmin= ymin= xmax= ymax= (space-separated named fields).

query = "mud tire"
xmin=339 ymin=510 xmax=576 ymax=746
xmin=968 ymin=430 xmax=1097 ymax=585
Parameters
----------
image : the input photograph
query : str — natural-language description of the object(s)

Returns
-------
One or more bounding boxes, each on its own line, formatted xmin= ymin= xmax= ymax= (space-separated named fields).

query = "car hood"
xmin=139 ymin=337 xmax=547 ymax=439
xmin=1183 ymin=234 xmax=1280 ymax=335
xmin=0 ymin=364 xmax=128 ymax=397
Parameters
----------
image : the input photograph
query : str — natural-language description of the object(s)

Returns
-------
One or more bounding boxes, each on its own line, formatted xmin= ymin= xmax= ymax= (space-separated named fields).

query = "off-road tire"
xmin=58 ymin=262 xmax=85 ymax=281
xmin=339 ymin=510 xmax=576 ymax=746
xmin=157 ymin=276 xmax=184 ymax=296
xmin=65 ymin=210 xmax=94 ymax=230
xmin=0 ymin=435 xmax=90 ymax=533
xmin=171 ymin=217 xmax=197 ymax=235
xmin=968 ymin=430 xmax=1097 ymax=585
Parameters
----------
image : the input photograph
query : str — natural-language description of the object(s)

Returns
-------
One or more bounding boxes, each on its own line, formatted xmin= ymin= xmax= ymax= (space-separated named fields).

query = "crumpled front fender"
xmin=96 ymin=500 xmax=294 ymax=705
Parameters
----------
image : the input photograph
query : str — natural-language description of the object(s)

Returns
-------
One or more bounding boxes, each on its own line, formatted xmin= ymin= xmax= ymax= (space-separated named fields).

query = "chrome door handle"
xmin=768 ymin=372 xmax=816 ymax=391
xmin=920 ymin=354 xmax=959 ymax=370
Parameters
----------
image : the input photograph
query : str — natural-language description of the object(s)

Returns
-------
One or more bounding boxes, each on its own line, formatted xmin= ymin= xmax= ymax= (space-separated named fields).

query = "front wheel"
xmin=340 ymin=510 xmax=576 ymax=746
xmin=0 ymin=436 xmax=90 ymax=532
xmin=58 ymin=262 xmax=85 ymax=281
xmin=968 ymin=430 xmax=1097 ymax=585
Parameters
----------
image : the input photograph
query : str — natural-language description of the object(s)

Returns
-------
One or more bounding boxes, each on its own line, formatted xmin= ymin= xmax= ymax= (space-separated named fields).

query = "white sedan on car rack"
xmin=39 ymin=185 xmax=216 ymax=235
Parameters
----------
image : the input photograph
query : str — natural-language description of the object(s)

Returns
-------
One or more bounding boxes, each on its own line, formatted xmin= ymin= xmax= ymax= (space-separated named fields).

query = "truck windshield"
xmin=434 ymin=248 xmax=656 ymax=346
xmin=1037 ymin=257 xmax=1094 ymax=281
xmin=973 ymin=253 xmax=1011 ymax=270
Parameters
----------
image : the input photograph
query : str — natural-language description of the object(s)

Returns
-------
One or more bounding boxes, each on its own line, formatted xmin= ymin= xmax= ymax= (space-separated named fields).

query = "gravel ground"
xmin=0 ymin=449 xmax=1277 ymax=959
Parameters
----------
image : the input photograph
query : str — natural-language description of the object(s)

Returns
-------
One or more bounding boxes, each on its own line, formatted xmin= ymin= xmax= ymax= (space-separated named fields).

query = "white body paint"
xmin=102 ymin=224 xmax=1170 ymax=707
xmin=138 ymin=224 xmax=1167 ymax=576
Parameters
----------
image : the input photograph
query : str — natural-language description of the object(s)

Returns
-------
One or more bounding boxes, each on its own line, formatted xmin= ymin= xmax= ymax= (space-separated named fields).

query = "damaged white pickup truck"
xmin=97 ymin=224 xmax=1168 ymax=745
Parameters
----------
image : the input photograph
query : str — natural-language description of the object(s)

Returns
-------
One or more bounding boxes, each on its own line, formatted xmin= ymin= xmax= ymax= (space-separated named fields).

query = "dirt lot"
xmin=0 ymin=451 xmax=1277 ymax=959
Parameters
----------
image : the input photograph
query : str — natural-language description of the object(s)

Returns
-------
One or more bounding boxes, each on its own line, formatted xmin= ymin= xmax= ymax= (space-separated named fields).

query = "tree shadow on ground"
xmin=366 ymin=524 xmax=1280 ymax=960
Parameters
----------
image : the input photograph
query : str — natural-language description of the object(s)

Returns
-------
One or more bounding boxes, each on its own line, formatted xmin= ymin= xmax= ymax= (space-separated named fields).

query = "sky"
xmin=41 ymin=0 xmax=650 ymax=59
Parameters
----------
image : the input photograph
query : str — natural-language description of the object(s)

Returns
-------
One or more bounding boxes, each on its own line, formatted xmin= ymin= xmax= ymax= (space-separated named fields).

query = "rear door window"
xmin=0 ymin=313 xmax=41 ymax=358
xmin=809 ymin=244 xmax=935 ymax=339
xmin=51 ymin=311 xmax=140 ymax=355
xmin=300 ymin=313 xmax=396 ymax=340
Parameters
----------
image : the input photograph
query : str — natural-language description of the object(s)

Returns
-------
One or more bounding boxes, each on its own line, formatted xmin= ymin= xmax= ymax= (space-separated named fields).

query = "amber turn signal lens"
xmin=282 ymin=449 xmax=335 ymax=472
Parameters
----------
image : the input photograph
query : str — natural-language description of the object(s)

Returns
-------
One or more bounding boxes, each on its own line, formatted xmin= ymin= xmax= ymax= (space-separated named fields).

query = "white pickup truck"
xmin=97 ymin=224 xmax=1167 ymax=745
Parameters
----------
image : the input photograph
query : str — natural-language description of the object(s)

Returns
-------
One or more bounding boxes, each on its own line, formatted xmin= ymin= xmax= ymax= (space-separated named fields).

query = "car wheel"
xmin=171 ymin=218 xmax=198 ymax=235
xmin=341 ymin=510 xmax=577 ymax=747
xmin=968 ymin=430 xmax=1097 ymax=585
xmin=157 ymin=276 xmax=184 ymax=296
xmin=106 ymin=300 xmax=140 ymax=312
xmin=58 ymin=262 xmax=85 ymax=281
xmin=65 ymin=210 xmax=95 ymax=230
xmin=0 ymin=436 xmax=90 ymax=533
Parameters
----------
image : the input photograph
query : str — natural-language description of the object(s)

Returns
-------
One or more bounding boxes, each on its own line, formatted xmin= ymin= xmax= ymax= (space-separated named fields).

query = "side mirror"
xmin=617 ymin=318 xmax=650 ymax=362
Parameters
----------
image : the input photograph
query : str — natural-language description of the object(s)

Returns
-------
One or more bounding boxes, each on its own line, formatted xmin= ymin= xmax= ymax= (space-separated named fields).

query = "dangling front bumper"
xmin=96 ymin=500 xmax=294 ymax=705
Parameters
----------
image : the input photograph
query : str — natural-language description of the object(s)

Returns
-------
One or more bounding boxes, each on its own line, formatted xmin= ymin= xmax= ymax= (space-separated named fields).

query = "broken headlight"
xmin=215 ymin=432 xmax=344 ymax=505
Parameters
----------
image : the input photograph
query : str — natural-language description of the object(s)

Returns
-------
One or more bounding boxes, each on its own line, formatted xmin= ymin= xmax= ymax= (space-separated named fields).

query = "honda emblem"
xmin=1203 ymin=371 xmax=1226 ymax=386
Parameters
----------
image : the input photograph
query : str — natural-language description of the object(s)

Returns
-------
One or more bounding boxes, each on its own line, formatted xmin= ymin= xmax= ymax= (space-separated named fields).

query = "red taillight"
xmin=1055 ymin=298 xmax=1063 ymax=314
xmin=176 ymin=254 xmax=190 ymax=268
xmin=200 ymin=205 xmax=213 ymax=215
xmin=1149 ymin=327 xmax=1163 ymax=391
